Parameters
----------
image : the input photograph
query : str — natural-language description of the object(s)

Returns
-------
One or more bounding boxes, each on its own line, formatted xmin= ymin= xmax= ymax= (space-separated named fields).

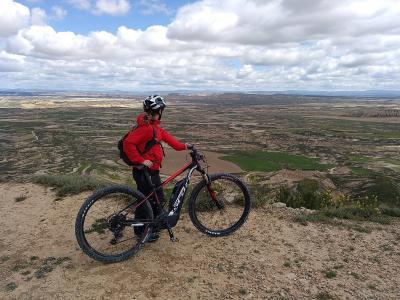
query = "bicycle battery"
xmin=167 ymin=179 xmax=187 ymax=227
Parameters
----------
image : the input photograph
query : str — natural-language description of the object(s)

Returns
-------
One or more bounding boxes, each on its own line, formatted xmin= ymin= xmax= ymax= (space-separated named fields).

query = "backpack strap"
xmin=142 ymin=125 xmax=165 ymax=157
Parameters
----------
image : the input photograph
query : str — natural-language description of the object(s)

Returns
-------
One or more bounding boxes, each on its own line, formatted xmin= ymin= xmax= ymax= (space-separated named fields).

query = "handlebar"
xmin=132 ymin=144 xmax=204 ymax=172
xmin=189 ymin=145 xmax=205 ymax=163
xmin=132 ymin=144 xmax=206 ymax=187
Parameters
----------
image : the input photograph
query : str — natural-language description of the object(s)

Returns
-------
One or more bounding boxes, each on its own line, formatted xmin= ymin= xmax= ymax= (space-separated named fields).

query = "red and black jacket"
xmin=123 ymin=113 xmax=186 ymax=170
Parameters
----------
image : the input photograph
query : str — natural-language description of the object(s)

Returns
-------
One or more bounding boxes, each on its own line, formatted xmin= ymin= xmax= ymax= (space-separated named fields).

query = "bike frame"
xmin=120 ymin=149 xmax=220 ymax=227
xmin=132 ymin=161 xmax=197 ymax=215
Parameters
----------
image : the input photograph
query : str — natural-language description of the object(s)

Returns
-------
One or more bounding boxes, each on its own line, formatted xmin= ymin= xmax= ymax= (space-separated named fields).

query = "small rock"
xmin=272 ymin=202 xmax=287 ymax=208
xmin=286 ymin=272 xmax=296 ymax=280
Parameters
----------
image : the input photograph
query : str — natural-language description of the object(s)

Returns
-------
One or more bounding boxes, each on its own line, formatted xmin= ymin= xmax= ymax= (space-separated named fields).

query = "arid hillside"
xmin=1 ymin=183 xmax=399 ymax=299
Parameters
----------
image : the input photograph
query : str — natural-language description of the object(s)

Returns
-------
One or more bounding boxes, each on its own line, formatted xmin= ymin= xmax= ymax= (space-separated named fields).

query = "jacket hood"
xmin=136 ymin=113 xmax=160 ymax=126
xmin=136 ymin=113 xmax=148 ymax=126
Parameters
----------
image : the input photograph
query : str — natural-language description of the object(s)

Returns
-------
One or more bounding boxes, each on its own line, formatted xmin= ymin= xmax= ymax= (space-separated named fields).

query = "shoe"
xmin=147 ymin=232 xmax=159 ymax=243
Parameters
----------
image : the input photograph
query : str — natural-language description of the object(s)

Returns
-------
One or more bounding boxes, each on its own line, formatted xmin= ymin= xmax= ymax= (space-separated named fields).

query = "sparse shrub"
xmin=84 ymin=218 xmax=107 ymax=234
xmin=6 ymin=282 xmax=17 ymax=291
xmin=54 ymin=257 xmax=71 ymax=265
xmin=35 ymin=264 xmax=54 ymax=279
xmin=239 ymin=288 xmax=248 ymax=295
xmin=316 ymin=292 xmax=334 ymax=300
xmin=216 ymin=263 xmax=224 ymax=272
xmin=276 ymin=179 xmax=334 ymax=210
xmin=0 ymin=255 xmax=10 ymax=262
xmin=379 ymin=244 xmax=393 ymax=252
xmin=356 ymin=175 xmax=400 ymax=207
xmin=21 ymin=270 xmax=31 ymax=276
xmin=350 ymin=272 xmax=360 ymax=280
xmin=323 ymin=270 xmax=337 ymax=279
xmin=15 ymin=195 xmax=28 ymax=202
xmin=248 ymin=184 xmax=271 ymax=208
xmin=32 ymin=174 xmax=109 ymax=197
xmin=11 ymin=260 xmax=29 ymax=272
xmin=380 ymin=206 xmax=400 ymax=217
xmin=282 ymin=178 xmax=399 ymax=224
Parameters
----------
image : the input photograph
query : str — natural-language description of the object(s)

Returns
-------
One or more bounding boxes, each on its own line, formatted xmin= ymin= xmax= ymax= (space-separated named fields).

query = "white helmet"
xmin=143 ymin=95 xmax=166 ymax=111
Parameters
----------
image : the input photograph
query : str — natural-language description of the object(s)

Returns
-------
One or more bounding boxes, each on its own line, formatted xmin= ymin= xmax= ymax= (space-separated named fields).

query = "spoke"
xmin=112 ymin=236 xmax=139 ymax=245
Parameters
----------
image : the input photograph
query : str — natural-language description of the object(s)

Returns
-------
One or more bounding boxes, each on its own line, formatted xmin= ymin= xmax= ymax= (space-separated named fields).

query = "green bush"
xmin=379 ymin=206 xmax=400 ymax=217
xmin=33 ymin=174 xmax=109 ymax=197
xmin=356 ymin=175 xmax=400 ymax=206
xmin=248 ymin=184 xmax=271 ymax=208
xmin=276 ymin=180 xmax=333 ymax=210
xmin=278 ymin=179 xmax=399 ymax=223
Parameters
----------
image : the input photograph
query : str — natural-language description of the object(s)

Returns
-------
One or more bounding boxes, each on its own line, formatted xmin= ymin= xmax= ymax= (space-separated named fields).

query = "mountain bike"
xmin=75 ymin=147 xmax=251 ymax=263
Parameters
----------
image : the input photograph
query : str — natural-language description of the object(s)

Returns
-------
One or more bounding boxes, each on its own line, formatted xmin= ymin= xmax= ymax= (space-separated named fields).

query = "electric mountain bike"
xmin=75 ymin=147 xmax=251 ymax=263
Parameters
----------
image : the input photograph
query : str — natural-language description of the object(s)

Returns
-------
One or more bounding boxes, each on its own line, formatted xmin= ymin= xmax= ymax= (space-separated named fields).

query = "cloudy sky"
xmin=1 ymin=0 xmax=400 ymax=92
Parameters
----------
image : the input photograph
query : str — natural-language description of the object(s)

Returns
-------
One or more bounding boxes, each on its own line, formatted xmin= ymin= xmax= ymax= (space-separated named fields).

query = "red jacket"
xmin=123 ymin=113 xmax=186 ymax=170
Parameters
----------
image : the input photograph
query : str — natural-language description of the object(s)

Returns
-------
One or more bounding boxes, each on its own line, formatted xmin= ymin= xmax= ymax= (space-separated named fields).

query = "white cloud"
xmin=31 ymin=7 xmax=47 ymax=25
xmin=167 ymin=0 xmax=400 ymax=45
xmin=66 ymin=0 xmax=130 ymax=16
xmin=1 ymin=0 xmax=400 ymax=91
xmin=51 ymin=6 xmax=67 ymax=21
xmin=66 ymin=0 xmax=91 ymax=11
xmin=0 ymin=0 xmax=30 ymax=37
xmin=138 ymin=0 xmax=170 ymax=15
xmin=94 ymin=0 xmax=130 ymax=16
xmin=0 ymin=51 xmax=25 ymax=72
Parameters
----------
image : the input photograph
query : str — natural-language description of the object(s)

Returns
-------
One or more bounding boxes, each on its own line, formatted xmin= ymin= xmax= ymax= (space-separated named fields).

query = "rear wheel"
xmin=75 ymin=185 xmax=153 ymax=263
xmin=188 ymin=173 xmax=251 ymax=236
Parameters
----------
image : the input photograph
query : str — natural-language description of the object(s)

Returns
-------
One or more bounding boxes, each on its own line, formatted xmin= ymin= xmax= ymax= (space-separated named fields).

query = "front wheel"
xmin=75 ymin=185 xmax=154 ymax=263
xmin=188 ymin=173 xmax=251 ymax=236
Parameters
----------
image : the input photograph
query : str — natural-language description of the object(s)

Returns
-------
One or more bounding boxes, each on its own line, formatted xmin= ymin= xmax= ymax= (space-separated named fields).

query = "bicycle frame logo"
xmin=168 ymin=166 xmax=196 ymax=216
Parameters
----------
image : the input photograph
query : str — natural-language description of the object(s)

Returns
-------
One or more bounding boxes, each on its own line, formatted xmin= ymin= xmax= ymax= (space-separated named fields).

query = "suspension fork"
xmin=201 ymin=172 xmax=224 ymax=210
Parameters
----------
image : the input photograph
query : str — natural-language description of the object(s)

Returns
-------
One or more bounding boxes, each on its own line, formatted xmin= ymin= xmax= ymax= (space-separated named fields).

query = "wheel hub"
xmin=108 ymin=214 xmax=126 ymax=234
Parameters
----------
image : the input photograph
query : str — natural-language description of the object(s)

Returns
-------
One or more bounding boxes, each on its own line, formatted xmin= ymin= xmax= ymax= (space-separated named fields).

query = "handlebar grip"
xmin=131 ymin=164 xmax=145 ymax=170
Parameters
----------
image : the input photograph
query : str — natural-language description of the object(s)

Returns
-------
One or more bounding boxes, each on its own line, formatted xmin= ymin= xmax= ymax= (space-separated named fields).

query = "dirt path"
xmin=160 ymin=148 xmax=243 ymax=176
xmin=1 ymin=183 xmax=399 ymax=299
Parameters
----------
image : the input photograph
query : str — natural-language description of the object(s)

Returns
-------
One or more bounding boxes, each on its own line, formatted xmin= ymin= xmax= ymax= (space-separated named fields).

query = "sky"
xmin=0 ymin=0 xmax=400 ymax=92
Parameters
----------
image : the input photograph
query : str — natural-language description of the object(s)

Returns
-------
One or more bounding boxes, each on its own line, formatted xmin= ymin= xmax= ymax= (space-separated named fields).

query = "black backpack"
xmin=118 ymin=125 xmax=164 ymax=166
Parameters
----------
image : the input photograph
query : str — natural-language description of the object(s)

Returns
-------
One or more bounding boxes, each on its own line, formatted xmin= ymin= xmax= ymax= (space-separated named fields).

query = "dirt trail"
xmin=1 ymin=183 xmax=399 ymax=299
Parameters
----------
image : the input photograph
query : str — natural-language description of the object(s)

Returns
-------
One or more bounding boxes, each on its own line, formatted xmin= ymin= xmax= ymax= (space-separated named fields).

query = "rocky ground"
xmin=1 ymin=183 xmax=399 ymax=299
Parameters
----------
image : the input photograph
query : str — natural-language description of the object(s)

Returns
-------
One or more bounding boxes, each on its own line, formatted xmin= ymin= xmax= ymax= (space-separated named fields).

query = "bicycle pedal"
xmin=170 ymin=237 xmax=179 ymax=242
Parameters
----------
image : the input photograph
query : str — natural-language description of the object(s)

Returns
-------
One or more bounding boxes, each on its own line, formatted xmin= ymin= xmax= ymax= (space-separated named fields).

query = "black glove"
xmin=185 ymin=143 xmax=194 ymax=150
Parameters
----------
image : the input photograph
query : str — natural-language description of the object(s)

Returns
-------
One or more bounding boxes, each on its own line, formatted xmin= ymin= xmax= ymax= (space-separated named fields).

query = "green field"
xmin=221 ymin=151 xmax=333 ymax=172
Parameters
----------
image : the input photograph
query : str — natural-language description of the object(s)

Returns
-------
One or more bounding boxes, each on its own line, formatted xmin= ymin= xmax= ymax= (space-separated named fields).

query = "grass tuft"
xmin=323 ymin=270 xmax=337 ymax=279
xmin=248 ymin=184 xmax=271 ymax=208
xmin=15 ymin=195 xmax=28 ymax=202
xmin=316 ymin=292 xmax=334 ymax=300
xmin=84 ymin=218 xmax=108 ymax=234
xmin=11 ymin=260 xmax=29 ymax=272
xmin=239 ymin=288 xmax=248 ymax=295
xmin=32 ymin=174 xmax=109 ymax=197
xmin=0 ymin=255 xmax=10 ymax=263
xmin=6 ymin=282 xmax=17 ymax=291
xmin=34 ymin=264 xmax=54 ymax=279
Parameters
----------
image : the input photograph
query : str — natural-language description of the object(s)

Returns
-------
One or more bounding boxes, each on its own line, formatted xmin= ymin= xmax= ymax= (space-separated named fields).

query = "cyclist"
xmin=123 ymin=95 xmax=191 ymax=242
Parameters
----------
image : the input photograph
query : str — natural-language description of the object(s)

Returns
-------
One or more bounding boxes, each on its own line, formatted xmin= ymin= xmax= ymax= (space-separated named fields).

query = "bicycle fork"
xmin=203 ymin=173 xmax=224 ymax=210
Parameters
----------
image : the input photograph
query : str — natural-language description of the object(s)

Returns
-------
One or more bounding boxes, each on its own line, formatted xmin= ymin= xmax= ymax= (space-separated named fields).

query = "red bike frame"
xmin=132 ymin=161 xmax=194 ymax=211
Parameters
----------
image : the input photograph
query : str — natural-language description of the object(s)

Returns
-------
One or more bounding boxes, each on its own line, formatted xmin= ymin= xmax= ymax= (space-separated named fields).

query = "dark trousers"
xmin=132 ymin=169 xmax=165 ymax=222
